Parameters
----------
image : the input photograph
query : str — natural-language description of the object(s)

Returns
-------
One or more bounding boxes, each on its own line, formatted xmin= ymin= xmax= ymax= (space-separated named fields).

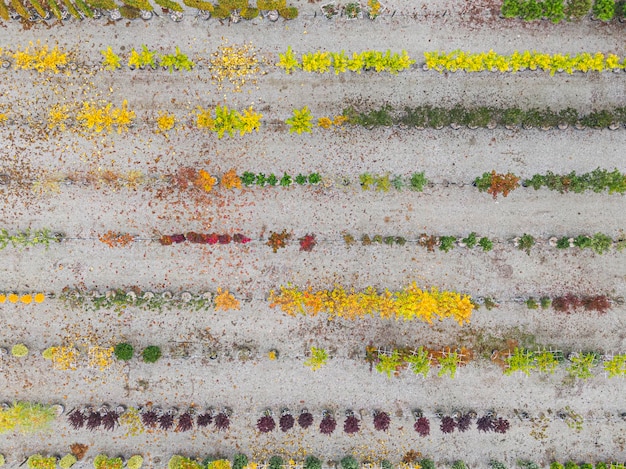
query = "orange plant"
xmin=99 ymin=231 xmax=134 ymax=247
xmin=194 ymin=170 xmax=217 ymax=192
xmin=220 ymin=168 xmax=242 ymax=190
xmin=474 ymin=170 xmax=520 ymax=199
xmin=214 ymin=288 xmax=240 ymax=311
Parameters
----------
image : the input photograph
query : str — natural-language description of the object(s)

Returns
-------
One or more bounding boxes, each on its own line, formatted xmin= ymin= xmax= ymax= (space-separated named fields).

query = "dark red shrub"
xmin=414 ymin=417 xmax=430 ymax=437
xmin=582 ymin=295 xmax=611 ymax=314
xmin=493 ymin=417 xmax=510 ymax=434
xmin=319 ymin=415 xmax=337 ymax=435
xmin=456 ymin=413 xmax=473 ymax=432
xmin=233 ymin=233 xmax=251 ymax=244
xmin=218 ymin=234 xmax=232 ymax=244
xmin=214 ymin=412 xmax=230 ymax=431
xmin=373 ymin=411 xmax=391 ymax=431
xmin=206 ymin=233 xmax=219 ymax=245
xmin=158 ymin=412 xmax=174 ymax=430
xmin=141 ymin=410 xmax=158 ymax=428
xmin=197 ymin=412 xmax=213 ymax=427
xmin=170 ymin=234 xmax=186 ymax=243
xmin=186 ymin=232 xmax=204 ymax=243
xmin=176 ymin=412 xmax=194 ymax=432
xmin=298 ymin=411 xmax=314 ymax=429
xmin=477 ymin=415 xmax=494 ymax=432
xmin=343 ymin=415 xmax=360 ymax=434
xmin=257 ymin=415 xmax=276 ymax=433
xmin=279 ymin=414 xmax=295 ymax=432
xmin=440 ymin=416 xmax=456 ymax=434
xmin=86 ymin=411 xmax=102 ymax=431
xmin=299 ymin=234 xmax=317 ymax=252
xmin=67 ymin=409 xmax=85 ymax=430
xmin=101 ymin=410 xmax=120 ymax=431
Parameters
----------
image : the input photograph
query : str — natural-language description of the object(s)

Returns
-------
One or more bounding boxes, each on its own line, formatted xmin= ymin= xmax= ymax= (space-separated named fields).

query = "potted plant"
xmin=320 ymin=1 xmax=339 ymax=18
xmin=344 ymin=2 xmax=361 ymax=19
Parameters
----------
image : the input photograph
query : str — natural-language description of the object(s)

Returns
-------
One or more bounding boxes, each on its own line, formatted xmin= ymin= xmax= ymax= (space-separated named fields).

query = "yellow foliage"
xmin=220 ymin=168 xmax=242 ymax=190
xmin=47 ymin=104 xmax=70 ymax=131
xmin=111 ymin=100 xmax=135 ymax=133
xmin=196 ymin=107 xmax=216 ymax=130
xmin=317 ymin=117 xmax=332 ymax=129
xmin=194 ymin=169 xmax=217 ymax=192
xmin=20 ymin=294 xmax=32 ymax=304
xmin=238 ymin=106 xmax=262 ymax=135
xmin=208 ymin=460 xmax=232 ymax=469
xmin=268 ymin=282 xmax=474 ymax=325
xmin=214 ymin=287 xmax=240 ymax=311
xmin=119 ymin=407 xmax=145 ymax=437
xmin=77 ymin=101 xmax=135 ymax=134
xmin=209 ymin=41 xmax=260 ymax=91
xmin=8 ymin=293 xmax=18 ymax=303
xmin=333 ymin=115 xmax=349 ymax=126
xmin=12 ymin=42 xmax=68 ymax=73
xmin=35 ymin=293 xmax=45 ymax=303
xmin=0 ymin=113 xmax=8 ymax=124
xmin=88 ymin=346 xmax=114 ymax=371
xmin=44 ymin=346 xmax=79 ymax=370
xmin=156 ymin=111 xmax=176 ymax=133
xmin=101 ymin=46 xmax=121 ymax=71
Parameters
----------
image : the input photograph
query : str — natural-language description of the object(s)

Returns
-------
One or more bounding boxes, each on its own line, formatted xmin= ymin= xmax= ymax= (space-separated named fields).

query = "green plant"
xmin=59 ymin=455 xmax=77 ymax=469
xmin=308 ymin=173 xmax=322 ymax=184
xmin=341 ymin=456 xmax=359 ymax=469
xmin=269 ymin=457 xmax=283 ymax=469
xmin=421 ymin=460 xmax=436 ymax=469
xmin=451 ymin=462 xmax=467 ymax=469
xmin=439 ymin=236 xmax=456 ymax=253
xmin=267 ymin=174 xmax=278 ymax=186
xmin=518 ymin=462 xmax=540 ymax=469
xmin=543 ymin=0 xmax=566 ymax=22
xmin=27 ymin=455 xmax=57 ymax=469
xmin=114 ymin=342 xmax=134 ymax=361
xmin=409 ymin=172 xmax=428 ymax=191
xmin=375 ymin=174 xmax=391 ymax=192
xmin=305 ymin=457 xmax=322 ymax=469
xmin=294 ymin=173 xmax=307 ymax=185
xmin=478 ymin=237 xmax=493 ymax=252
xmin=359 ymin=173 xmax=375 ymax=190
xmin=505 ymin=347 xmax=536 ymax=376
xmin=0 ymin=454 xmax=4 ymax=467
xmin=142 ymin=345 xmax=162 ymax=363
xmin=535 ymin=349 xmax=562 ymax=374
xmin=304 ymin=347 xmax=328 ymax=371
xmin=551 ymin=463 xmax=565 ymax=469
xmin=526 ymin=298 xmax=538 ymax=309
xmin=406 ymin=347 xmax=430 ymax=377
xmin=592 ymin=0 xmax=615 ymax=19
xmin=280 ymin=173 xmax=292 ymax=187
xmin=556 ymin=237 xmax=570 ymax=249
xmin=484 ymin=297 xmax=498 ymax=310
xmin=160 ymin=47 xmax=194 ymax=73
xmin=567 ymin=352 xmax=598 ymax=379
xmin=517 ymin=234 xmax=535 ymax=255
xmin=391 ymin=175 xmax=404 ymax=190
xmin=540 ymin=297 xmax=552 ymax=309
xmin=11 ymin=344 xmax=28 ymax=357
xmin=233 ymin=454 xmax=248 ymax=469
xmin=127 ymin=456 xmax=144 ymax=469
xmin=566 ymin=0 xmax=592 ymax=18
xmin=376 ymin=350 xmax=403 ymax=377
xmin=437 ymin=351 xmax=461 ymax=378
xmin=241 ymin=172 xmax=256 ymax=186
xmin=286 ymin=107 xmax=314 ymax=134
xmin=604 ymin=354 xmax=626 ymax=377
xmin=490 ymin=462 xmax=508 ymax=469
xmin=462 ymin=232 xmax=478 ymax=248
xmin=589 ymin=233 xmax=612 ymax=254
xmin=255 ymin=173 xmax=267 ymax=187
xmin=521 ymin=0 xmax=543 ymax=19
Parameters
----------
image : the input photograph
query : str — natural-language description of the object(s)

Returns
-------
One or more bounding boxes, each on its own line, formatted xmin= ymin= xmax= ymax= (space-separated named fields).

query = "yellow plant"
xmin=333 ymin=115 xmax=348 ymax=126
xmin=101 ymin=46 xmax=121 ymax=70
xmin=238 ymin=106 xmax=262 ymax=135
xmin=196 ymin=107 xmax=216 ymax=130
xmin=88 ymin=346 xmax=114 ymax=371
xmin=156 ymin=111 xmax=176 ymax=133
xmin=11 ymin=344 xmax=28 ymax=357
xmin=77 ymin=101 xmax=135 ymax=133
xmin=208 ymin=460 xmax=231 ymax=469
xmin=8 ymin=293 xmax=18 ymax=303
xmin=47 ymin=104 xmax=70 ymax=131
xmin=276 ymin=46 xmax=301 ymax=74
xmin=268 ymin=283 xmax=474 ymax=325
xmin=0 ymin=403 xmax=56 ymax=434
xmin=268 ymin=350 xmax=277 ymax=360
xmin=111 ymin=100 xmax=135 ymax=133
xmin=120 ymin=407 xmax=145 ymax=437
xmin=317 ymin=117 xmax=332 ymax=129
xmin=20 ymin=294 xmax=32 ymax=304
xmin=368 ymin=0 xmax=381 ymax=17
xmin=220 ymin=168 xmax=242 ymax=189
xmin=214 ymin=287 xmax=240 ymax=311
xmin=301 ymin=51 xmax=332 ymax=73
xmin=304 ymin=347 xmax=328 ymax=371
xmin=12 ymin=42 xmax=68 ymax=73
xmin=330 ymin=51 xmax=349 ymax=74
xmin=194 ymin=169 xmax=217 ymax=192
xmin=34 ymin=293 xmax=45 ymax=303
xmin=0 ymin=113 xmax=8 ymax=124
xmin=0 ymin=294 xmax=5 ymax=303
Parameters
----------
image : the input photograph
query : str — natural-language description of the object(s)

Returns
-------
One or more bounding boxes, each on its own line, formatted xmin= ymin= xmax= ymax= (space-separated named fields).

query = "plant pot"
xmin=230 ymin=10 xmax=241 ymax=22
xmin=449 ymin=123 xmax=461 ymax=130
xmin=487 ymin=121 xmax=497 ymax=129
xmin=558 ymin=122 xmax=569 ymax=130
xmin=320 ymin=2 xmax=339 ymax=19
xmin=197 ymin=9 xmax=210 ymax=20
xmin=162 ymin=292 xmax=173 ymax=300
xmin=140 ymin=9 xmax=153 ymax=19
xmin=540 ymin=125 xmax=552 ymax=131
xmin=549 ymin=237 xmax=558 ymax=247
xmin=608 ymin=122 xmax=621 ymax=130
xmin=266 ymin=9 xmax=279 ymax=21
xmin=467 ymin=124 xmax=478 ymax=130
xmin=170 ymin=10 xmax=183 ymax=21
xmin=504 ymin=124 xmax=517 ymax=130
xmin=180 ymin=292 xmax=193 ymax=303
xmin=344 ymin=2 xmax=362 ymax=19
xmin=109 ymin=9 xmax=122 ymax=20
xmin=421 ymin=64 xmax=429 ymax=71
xmin=52 ymin=404 xmax=65 ymax=416
xmin=574 ymin=122 xmax=586 ymax=130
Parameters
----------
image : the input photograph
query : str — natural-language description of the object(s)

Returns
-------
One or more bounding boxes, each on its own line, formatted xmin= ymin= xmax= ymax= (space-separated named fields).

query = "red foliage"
xmin=186 ymin=232 xmax=204 ymax=243
xmin=493 ymin=417 xmax=510 ymax=434
xmin=158 ymin=413 xmax=175 ymax=430
xmin=582 ymin=295 xmax=611 ymax=314
xmin=299 ymin=234 xmax=317 ymax=252
xmin=319 ymin=415 xmax=337 ymax=435
xmin=159 ymin=235 xmax=173 ymax=246
xmin=298 ymin=411 xmax=314 ymax=429
xmin=373 ymin=411 xmax=391 ymax=431
xmin=257 ymin=415 xmax=276 ymax=433
xmin=279 ymin=414 xmax=295 ymax=432
xmin=440 ymin=416 xmax=456 ymax=434
xmin=68 ymin=409 xmax=86 ymax=430
xmin=476 ymin=415 xmax=494 ymax=432
xmin=414 ymin=417 xmax=430 ymax=437
xmin=141 ymin=409 xmax=158 ymax=428
xmin=86 ymin=411 xmax=102 ymax=431
xmin=214 ymin=412 xmax=230 ymax=431
xmin=197 ymin=412 xmax=213 ymax=427
xmin=101 ymin=410 xmax=119 ymax=431
xmin=343 ymin=415 xmax=360 ymax=434
xmin=170 ymin=234 xmax=186 ymax=243
xmin=553 ymin=294 xmax=610 ymax=314
xmin=218 ymin=234 xmax=232 ymax=244
xmin=233 ymin=233 xmax=251 ymax=244
xmin=206 ymin=233 xmax=219 ymax=245
xmin=456 ymin=413 xmax=473 ymax=432
xmin=176 ymin=412 xmax=194 ymax=432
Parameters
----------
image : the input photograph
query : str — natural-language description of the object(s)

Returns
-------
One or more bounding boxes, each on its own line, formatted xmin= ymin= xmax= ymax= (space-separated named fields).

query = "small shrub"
xmin=269 ymin=457 xmax=283 ymax=469
xmin=233 ymin=454 xmax=248 ymax=469
xmin=158 ymin=412 xmax=174 ymax=430
xmin=197 ymin=412 xmax=212 ymax=427
xmin=298 ymin=411 xmax=314 ymax=428
xmin=474 ymin=170 xmax=520 ymax=199
xmin=556 ymin=237 xmax=570 ymax=249
xmin=420 ymin=460 xmax=436 ymax=469
xmin=490 ymin=462 xmax=508 ymax=469
xmin=452 ymin=462 xmax=467 ymax=469
xmin=540 ymin=297 xmax=552 ymax=309
xmin=477 ymin=414 xmax=494 ymax=432
xmin=257 ymin=415 xmax=276 ymax=433
xmin=414 ymin=416 xmax=430 ymax=436
xmin=462 ymin=232 xmax=478 ymax=248
xmin=279 ymin=413 xmax=295 ymax=432
xmin=439 ymin=236 xmax=456 ymax=253
xmin=68 ymin=409 xmax=86 ymax=430
xmin=494 ymin=417 xmax=510 ymax=433
xmin=11 ymin=344 xmax=28 ymax=357
xmin=141 ymin=409 xmax=158 ymax=428
xmin=320 ymin=414 xmax=337 ymax=434
xmin=343 ymin=415 xmax=360 ymax=434
xmin=299 ymin=234 xmax=317 ymax=252
xmin=59 ymin=454 xmax=77 ymax=469
xmin=101 ymin=409 xmax=120 ymax=431
xmin=305 ymin=457 xmax=322 ymax=469
xmin=142 ymin=345 xmax=162 ymax=363
xmin=479 ymin=237 xmax=493 ymax=252
xmin=409 ymin=172 xmax=428 ymax=191
xmin=373 ymin=411 xmax=391 ymax=431
xmin=127 ymin=456 xmax=144 ymax=469
xmin=440 ymin=416 xmax=456 ymax=433
xmin=86 ymin=411 xmax=102 ymax=431
xmin=526 ymin=298 xmax=538 ymax=309
xmin=176 ymin=412 xmax=194 ymax=432
xmin=114 ymin=342 xmax=134 ymax=361
xmin=341 ymin=457 xmax=359 ymax=469
xmin=456 ymin=413 xmax=473 ymax=432
xmin=308 ymin=173 xmax=322 ymax=184
xmin=518 ymin=234 xmax=535 ymax=255
xmin=214 ymin=412 xmax=230 ymax=431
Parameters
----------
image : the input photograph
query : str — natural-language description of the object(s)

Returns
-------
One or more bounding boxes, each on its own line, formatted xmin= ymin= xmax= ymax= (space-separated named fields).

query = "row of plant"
xmin=0 ymin=228 xmax=62 ymax=250
xmin=0 ymin=402 xmax=58 ymax=434
xmin=501 ymin=0 xmax=626 ymax=23
xmin=319 ymin=0 xmax=385 ymax=20
xmin=277 ymin=47 xmax=414 ymax=74
xmin=0 ymin=293 xmax=46 ymax=303
xmin=25 ymin=453 xmax=143 ymax=469
xmin=424 ymin=50 xmax=625 ymax=74
xmin=367 ymin=345 xmax=626 ymax=379
xmin=0 ymin=0 xmax=298 ymax=22
xmin=58 ymin=287 xmax=240 ymax=313
xmin=343 ymin=105 xmax=626 ymax=130
xmin=268 ymin=283 xmax=474 ymax=325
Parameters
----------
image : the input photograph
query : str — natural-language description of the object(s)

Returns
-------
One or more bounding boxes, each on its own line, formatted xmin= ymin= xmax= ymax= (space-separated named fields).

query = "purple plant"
xmin=319 ymin=415 xmax=337 ymax=435
xmin=101 ymin=410 xmax=120 ymax=431
xmin=440 ymin=416 xmax=456 ymax=434
xmin=158 ymin=412 xmax=175 ymax=431
xmin=493 ymin=417 xmax=510 ymax=434
xmin=176 ymin=412 xmax=194 ymax=432
xmin=477 ymin=415 xmax=495 ymax=432
xmin=67 ymin=409 xmax=85 ymax=430
xmin=343 ymin=415 xmax=360 ymax=434
xmin=456 ymin=413 xmax=473 ymax=432
xmin=279 ymin=414 xmax=295 ymax=432
xmin=373 ymin=411 xmax=391 ymax=432
xmin=197 ymin=412 xmax=213 ymax=427
xmin=141 ymin=410 xmax=158 ymax=428
xmin=257 ymin=415 xmax=276 ymax=433
xmin=86 ymin=411 xmax=102 ymax=431
xmin=214 ymin=412 xmax=230 ymax=431
xmin=298 ymin=411 xmax=314 ymax=429
xmin=414 ymin=417 xmax=430 ymax=437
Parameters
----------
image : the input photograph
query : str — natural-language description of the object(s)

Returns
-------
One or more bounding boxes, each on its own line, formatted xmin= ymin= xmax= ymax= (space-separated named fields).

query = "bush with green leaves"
xmin=304 ymin=456 xmax=322 ymax=469
xmin=420 ymin=460 xmax=436 ymax=469
xmin=592 ymin=0 xmax=615 ymax=19
xmin=286 ymin=107 xmax=314 ymax=134
xmin=451 ymin=462 xmax=467 ymax=469
xmin=269 ymin=457 xmax=283 ymax=469
xmin=567 ymin=352 xmax=599 ymax=379
xmin=0 ymin=228 xmax=61 ymax=251
xmin=59 ymin=454 xmax=77 ymax=469
xmin=409 ymin=172 xmax=428 ymax=191
xmin=233 ymin=454 xmax=249 ymax=469
xmin=341 ymin=456 xmax=359 ymax=469
xmin=478 ymin=237 xmax=494 ymax=252
xmin=517 ymin=234 xmax=535 ymax=255
xmin=566 ymin=0 xmax=593 ymax=18
xmin=525 ymin=168 xmax=626 ymax=195
xmin=114 ymin=342 xmax=134 ymax=361
xmin=439 ymin=236 xmax=456 ymax=253
xmin=142 ymin=346 xmax=162 ymax=363
xmin=490 ymin=461 xmax=508 ymax=469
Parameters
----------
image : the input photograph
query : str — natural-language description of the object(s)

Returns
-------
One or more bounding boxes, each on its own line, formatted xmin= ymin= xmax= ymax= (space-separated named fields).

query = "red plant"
xmin=476 ymin=415 xmax=494 ymax=432
xmin=553 ymin=294 xmax=583 ymax=314
xmin=218 ymin=234 xmax=232 ymax=244
xmin=197 ymin=412 xmax=213 ymax=427
xmin=86 ymin=411 xmax=102 ymax=431
xmin=214 ymin=412 xmax=230 ymax=431
xmin=158 ymin=412 xmax=175 ymax=430
xmin=414 ymin=417 xmax=430 ymax=437
xmin=343 ymin=415 xmax=360 ymax=434
xmin=101 ymin=410 xmax=120 ymax=431
xmin=456 ymin=413 xmax=473 ymax=432
xmin=141 ymin=410 xmax=158 ymax=428
xmin=298 ymin=411 xmax=314 ymax=429
xmin=176 ymin=412 xmax=194 ymax=432
xmin=68 ymin=409 xmax=85 ymax=430
xmin=233 ymin=233 xmax=251 ymax=244
xmin=279 ymin=414 xmax=295 ymax=432
xmin=493 ymin=417 xmax=510 ymax=434
xmin=319 ymin=415 xmax=337 ymax=435
xmin=299 ymin=234 xmax=317 ymax=252
xmin=206 ymin=233 xmax=219 ymax=244
xmin=373 ymin=411 xmax=391 ymax=431
xmin=186 ymin=232 xmax=205 ymax=243
xmin=170 ymin=234 xmax=186 ymax=243
xmin=257 ymin=415 xmax=276 ymax=433
xmin=440 ymin=416 xmax=456 ymax=434
xmin=582 ymin=295 xmax=611 ymax=314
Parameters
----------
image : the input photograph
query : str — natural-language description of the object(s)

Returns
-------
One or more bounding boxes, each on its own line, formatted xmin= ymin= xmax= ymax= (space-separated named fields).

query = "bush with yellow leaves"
xmin=278 ymin=49 xmax=414 ymax=74
xmin=76 ymin=100 xmax=135 ymax=134
xmin=269 ymin=282 xmax=474 ymax=325
xmin=12 ymin=42 xmax=68 ymax=73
